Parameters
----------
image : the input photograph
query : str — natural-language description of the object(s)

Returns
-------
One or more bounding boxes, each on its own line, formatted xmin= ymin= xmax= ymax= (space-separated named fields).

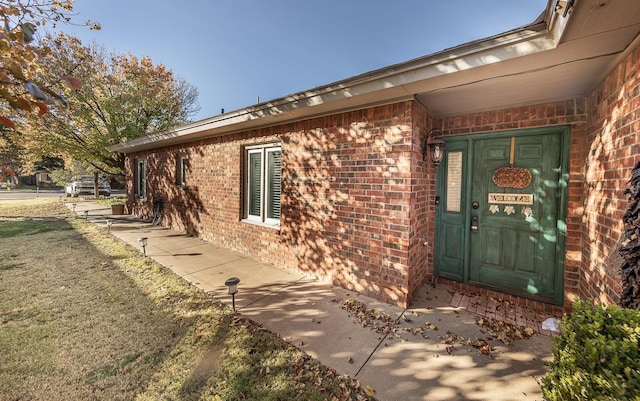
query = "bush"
xmin=541 ymin=299 xmax=640 ymax=400
xmin=96 ymin=196 xmax=126 ymax=206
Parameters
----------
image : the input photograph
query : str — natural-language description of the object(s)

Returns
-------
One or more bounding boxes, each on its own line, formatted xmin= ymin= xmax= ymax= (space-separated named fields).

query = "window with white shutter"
xmin=244 ymin=144 xmax=281 ymax=227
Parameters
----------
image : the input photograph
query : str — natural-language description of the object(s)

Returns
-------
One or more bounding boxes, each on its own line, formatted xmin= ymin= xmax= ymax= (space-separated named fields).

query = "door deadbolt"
xmin=471 ymin=215 xmax=479 ymax=232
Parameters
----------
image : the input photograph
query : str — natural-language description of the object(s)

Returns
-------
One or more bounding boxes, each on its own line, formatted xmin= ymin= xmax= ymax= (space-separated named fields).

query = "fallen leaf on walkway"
xmin=424 ymin=322 xmax=438 ymax=330
xmin=365 ymin=385 xmax=375 ymax=396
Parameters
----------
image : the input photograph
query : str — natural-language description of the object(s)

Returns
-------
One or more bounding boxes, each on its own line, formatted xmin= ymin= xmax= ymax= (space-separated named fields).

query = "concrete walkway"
xmin=68 ymin=201 xmax=553 ymax=401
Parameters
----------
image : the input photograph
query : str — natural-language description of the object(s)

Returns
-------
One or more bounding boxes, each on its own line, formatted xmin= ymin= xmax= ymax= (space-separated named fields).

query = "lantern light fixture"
xmin=423 ymin=129 xmax=445 ymax=166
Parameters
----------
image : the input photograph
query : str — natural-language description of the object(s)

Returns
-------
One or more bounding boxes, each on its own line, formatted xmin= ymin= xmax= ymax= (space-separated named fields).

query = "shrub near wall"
xmin=541 ymin=299 xmax=640 ymax=400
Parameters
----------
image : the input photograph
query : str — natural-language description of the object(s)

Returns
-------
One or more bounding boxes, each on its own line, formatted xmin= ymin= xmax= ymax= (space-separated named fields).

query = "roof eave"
xmin=109 ymin=18 xmax=556 ymax=154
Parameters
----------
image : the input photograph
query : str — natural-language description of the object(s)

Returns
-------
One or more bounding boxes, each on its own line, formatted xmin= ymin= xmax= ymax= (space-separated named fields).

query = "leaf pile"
xmin=336 ymin=298 xmax=397 ymax=335
xmin=398 ymin=312 xmax=438 ymax=339
xmin=335 ymin=296 xmax=536 ymax=359
xmin=476 ymin=317 xmax=535 ymax=345
xmin=438 ymin=330 xmax=495 ymax=358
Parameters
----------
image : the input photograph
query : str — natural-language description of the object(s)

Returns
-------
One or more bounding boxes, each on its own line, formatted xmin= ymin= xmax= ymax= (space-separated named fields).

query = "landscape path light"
xmin=84 ymin=210 xmax=89 ymax=219
xmin=224 ymin=277 xmax=240 ymax=312
xmin=138 ymin=237 xmax=148 ymax=256
xmin=106 ymin=219 xmax=113 ymax=234
xmin=71 ymin=203 xmax=77 ymax=212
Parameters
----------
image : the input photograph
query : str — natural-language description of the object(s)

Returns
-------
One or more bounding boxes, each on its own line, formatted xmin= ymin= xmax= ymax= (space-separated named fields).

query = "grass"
xmin=0 ymin=199 xmax=372 ymax=401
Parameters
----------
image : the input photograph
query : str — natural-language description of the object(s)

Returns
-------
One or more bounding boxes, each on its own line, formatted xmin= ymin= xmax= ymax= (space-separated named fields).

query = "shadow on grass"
xmin=0 ymin=217 xmax=199 ymax=400
xmin=0 ymin=203 xmax=373 ymax=401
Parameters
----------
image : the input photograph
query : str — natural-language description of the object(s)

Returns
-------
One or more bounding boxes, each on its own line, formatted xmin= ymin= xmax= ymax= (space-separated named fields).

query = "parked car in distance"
xmin=65 ymin=175 xmax=111 ymax=197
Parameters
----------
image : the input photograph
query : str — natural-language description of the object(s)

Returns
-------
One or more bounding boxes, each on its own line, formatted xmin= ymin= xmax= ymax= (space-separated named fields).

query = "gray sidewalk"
xmin=68 ymin=201 xmax=552 ymax=401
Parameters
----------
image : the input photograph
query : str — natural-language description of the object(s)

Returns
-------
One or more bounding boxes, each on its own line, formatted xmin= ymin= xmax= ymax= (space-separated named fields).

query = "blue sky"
xmin=59 ymin=1 xmax=548 ymax=121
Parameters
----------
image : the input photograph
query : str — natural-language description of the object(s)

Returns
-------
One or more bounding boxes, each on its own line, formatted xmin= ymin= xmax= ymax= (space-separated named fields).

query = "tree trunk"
xmin=94 ymin=171 xmax=99 ymax=199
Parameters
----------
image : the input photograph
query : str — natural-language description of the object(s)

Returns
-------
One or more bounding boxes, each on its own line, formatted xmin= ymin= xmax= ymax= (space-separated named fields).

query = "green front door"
xmin=435 ymin=128 xmax=568 ymax=305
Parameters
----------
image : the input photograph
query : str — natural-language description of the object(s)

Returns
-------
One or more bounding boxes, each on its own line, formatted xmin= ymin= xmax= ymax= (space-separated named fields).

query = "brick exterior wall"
xmin=124 ymin=42 xmax=639 ymax=312
xmin=579 ymin=44 xmax=640 ymax=305
xmin=127 ymin=101 xmax=427 ymax=307
xmin=407 ymin=102 xmax=435 ymax=303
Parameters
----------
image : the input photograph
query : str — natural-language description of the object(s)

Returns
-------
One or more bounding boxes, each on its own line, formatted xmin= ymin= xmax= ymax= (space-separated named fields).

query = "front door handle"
xmin=471 ymin=215 xmax=479 ymax=232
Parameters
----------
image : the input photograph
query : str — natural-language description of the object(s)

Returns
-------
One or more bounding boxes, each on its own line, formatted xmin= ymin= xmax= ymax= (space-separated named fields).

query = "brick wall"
xmin=127 ymin=101 xmax=422 ymax=307
xmin=407 ymin=101 xmax=435 ymax=301
xmin=579 ymin=43 xmax=640 ymax=305
xmin=124 ymin=41 xmax=640 ymax=312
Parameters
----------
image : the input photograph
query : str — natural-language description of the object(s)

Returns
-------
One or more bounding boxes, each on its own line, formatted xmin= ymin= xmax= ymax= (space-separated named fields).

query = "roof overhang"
xmin=109 ymin=0 xmax=640 ymax=153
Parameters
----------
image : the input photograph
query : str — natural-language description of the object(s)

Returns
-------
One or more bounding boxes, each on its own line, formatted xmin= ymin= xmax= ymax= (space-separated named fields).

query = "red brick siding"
xmin=407 ymin=101 xmax=436 ymax=302
xmin=123 ymin=41 xmax=640 ymax=312
xmin=127 ymin=101 xmax=419 ymax=307
xmin=579 ymin=44 xmax=640 ymax=305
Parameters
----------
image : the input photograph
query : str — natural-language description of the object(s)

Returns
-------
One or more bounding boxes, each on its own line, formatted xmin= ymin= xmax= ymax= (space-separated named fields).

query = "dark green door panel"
xmin=435 ymin=142 xmax=468 ymax=281
xmin=469 ymin=133 xmax=561 ymax=301
xmin=435 ymin=128 xmax=567 ymax=305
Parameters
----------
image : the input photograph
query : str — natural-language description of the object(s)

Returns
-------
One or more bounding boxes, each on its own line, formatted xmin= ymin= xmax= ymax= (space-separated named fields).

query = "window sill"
xmin=241 ymin=218 xmax=280 ymax=231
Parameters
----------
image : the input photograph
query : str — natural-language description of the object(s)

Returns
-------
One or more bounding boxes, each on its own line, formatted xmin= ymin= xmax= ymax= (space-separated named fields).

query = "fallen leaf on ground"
xmin=365 ymin=385 xmax=375 ymax=396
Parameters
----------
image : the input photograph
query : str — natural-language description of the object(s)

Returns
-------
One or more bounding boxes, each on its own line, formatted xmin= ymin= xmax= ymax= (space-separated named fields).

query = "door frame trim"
xmin=434 ymin=126 xmax=570 ymax=306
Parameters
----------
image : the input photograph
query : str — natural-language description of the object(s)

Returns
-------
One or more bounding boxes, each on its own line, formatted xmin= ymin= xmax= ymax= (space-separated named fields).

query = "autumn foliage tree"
xmin=20 ymin=33 xmax=199 ymax=177
xmin=0 ymin=0 xmax=99 ymax=129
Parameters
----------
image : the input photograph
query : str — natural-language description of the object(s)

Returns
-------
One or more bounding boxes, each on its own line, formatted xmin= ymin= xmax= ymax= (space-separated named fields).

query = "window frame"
xmin=135 ymin=158 xmax=147 ymax=200
xmin=243 ymin=143 xmax=281 ymax=227
xmin=176 ymin=153 xmax=187 ymax=187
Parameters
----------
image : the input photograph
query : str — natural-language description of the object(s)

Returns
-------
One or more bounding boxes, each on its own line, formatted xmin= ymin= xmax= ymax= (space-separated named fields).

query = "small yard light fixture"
xmin=138 ymin=237 xmax=148 ymax=256
xmin=224 ymin=277 xmax=241 ymax=311
xmin=71 ymin=203 xmax=77 ymax=212
xmin=106 ymin=219 xmax=113 ymax=233
xmin=84 ymin=210 xmax=89 ymax=219
xmin=423 ymin=129 xmax=445 ymax=166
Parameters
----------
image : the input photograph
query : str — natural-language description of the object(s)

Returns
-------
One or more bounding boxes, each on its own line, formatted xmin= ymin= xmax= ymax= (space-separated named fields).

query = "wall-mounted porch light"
xmin=138 ymin=237 xmax=148 ymax=256
xmin=554 ymin=0 xmax=575 ymax=17
xmin=423 ymin=129 xmax=445 ymax=166
xmin=224 ymin=277 xmax=240 ymax=311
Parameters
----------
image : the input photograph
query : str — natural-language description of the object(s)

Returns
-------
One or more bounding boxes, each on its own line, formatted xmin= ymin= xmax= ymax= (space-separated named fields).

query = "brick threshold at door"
xmin=450 ymin=292 xmax=559 ymax=336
